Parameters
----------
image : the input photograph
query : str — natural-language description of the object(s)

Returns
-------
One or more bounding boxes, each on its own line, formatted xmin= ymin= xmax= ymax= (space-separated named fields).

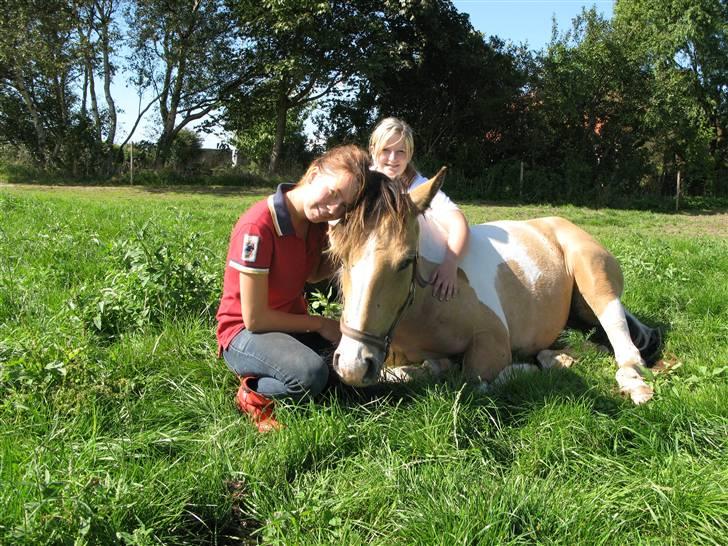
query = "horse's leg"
xmin=381 ymin=358 xmax=453 ymax=383
xmin=462 ymin=327 xmax=512 ymax=384
xmin=424 ymin=358 xmax=453 ymax=376
xmin=537 ymin=349 xmax=575 ymax=369
xmin=571 ymin=292 xmax=662 ymax=365
xmin=569 ymin=245 xmax=654 ymax=404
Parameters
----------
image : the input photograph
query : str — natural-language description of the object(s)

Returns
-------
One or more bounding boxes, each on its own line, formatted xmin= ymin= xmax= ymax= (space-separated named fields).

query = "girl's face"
xmin=374 ymin=133 xmax=409 ymax=179
xmin=303 ymin=169 xmax=358 ymax=223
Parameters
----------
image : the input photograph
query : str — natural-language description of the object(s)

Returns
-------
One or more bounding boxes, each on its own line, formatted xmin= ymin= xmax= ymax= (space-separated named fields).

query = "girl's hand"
xmin=317 ymin=317 xmax=342 ymax=344
xmin=430 ymin=259 xmax=458 ymax=301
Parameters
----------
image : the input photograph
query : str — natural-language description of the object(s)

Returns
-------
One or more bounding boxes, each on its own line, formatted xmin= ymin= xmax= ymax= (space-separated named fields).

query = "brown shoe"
xmin=236 ymin=376 xmax=282 ymax=433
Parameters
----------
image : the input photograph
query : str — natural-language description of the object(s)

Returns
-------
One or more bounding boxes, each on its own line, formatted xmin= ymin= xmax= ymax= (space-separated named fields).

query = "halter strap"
xmin=339 ymin=253 xmax=427 ymax=359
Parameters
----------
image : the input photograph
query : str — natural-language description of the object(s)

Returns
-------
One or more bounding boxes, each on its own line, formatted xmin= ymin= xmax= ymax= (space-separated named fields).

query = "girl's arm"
xmin=239 ymin=272 xmax=341 ymax=343
xmin=429 ymin=209 xmax=470 ymax=301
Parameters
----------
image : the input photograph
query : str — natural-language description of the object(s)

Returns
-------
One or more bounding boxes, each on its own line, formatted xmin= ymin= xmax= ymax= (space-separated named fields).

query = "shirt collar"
xmin=267 ymin=183 xmax=296 ymax=236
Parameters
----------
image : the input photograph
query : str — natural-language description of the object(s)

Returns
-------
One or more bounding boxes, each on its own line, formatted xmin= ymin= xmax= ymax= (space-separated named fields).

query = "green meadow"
xmin=1 ymin=184 xmax=727 ymax=545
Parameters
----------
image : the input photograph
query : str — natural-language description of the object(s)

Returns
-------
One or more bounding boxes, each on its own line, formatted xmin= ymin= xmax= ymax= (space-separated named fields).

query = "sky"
xmin=113 ymin=1 xmax=615 ymax=148
xmin=455 ymin=0 xmax=613 ymax=48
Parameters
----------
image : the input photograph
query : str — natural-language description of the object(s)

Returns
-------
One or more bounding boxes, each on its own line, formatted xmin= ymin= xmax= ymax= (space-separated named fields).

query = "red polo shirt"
xmin=216 ymin=184 xmax=327 ymax=353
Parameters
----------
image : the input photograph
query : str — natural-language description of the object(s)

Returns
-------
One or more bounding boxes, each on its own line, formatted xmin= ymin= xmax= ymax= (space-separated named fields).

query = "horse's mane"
xmin=328 ymin=171 xmax=417 ymax=264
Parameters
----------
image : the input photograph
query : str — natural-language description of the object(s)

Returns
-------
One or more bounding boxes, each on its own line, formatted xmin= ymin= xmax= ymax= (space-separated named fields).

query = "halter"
xmin=339 ymin=253 xmax=429 ymax=361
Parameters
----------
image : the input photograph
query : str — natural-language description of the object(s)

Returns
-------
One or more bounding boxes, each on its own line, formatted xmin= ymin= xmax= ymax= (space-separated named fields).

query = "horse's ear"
xmin=410 ymin=167 xmax=447 ymax=213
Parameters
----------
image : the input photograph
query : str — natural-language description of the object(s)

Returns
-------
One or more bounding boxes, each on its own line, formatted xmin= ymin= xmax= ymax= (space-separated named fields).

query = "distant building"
xmin=194 ymin=148 xmax=234 ymax=170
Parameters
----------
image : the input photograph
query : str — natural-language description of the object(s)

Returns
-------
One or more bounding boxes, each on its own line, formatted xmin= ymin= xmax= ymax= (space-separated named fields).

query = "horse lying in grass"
xmin=329 ymin=168 xmax=661 ymax=404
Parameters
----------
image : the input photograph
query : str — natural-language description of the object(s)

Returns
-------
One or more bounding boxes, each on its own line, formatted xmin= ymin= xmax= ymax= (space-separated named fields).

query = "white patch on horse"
xmin=343 ymin=234 xmax=378 ymax=331
xmin=457 ymin=223 xmax=516 ymax=331
xmin=598 ymin=299 xmax=643 ymax=367
xmin=491 ymin=222 xmax=545 ymax=288
xmin=461 ymin=221 xmax=556 ymax=333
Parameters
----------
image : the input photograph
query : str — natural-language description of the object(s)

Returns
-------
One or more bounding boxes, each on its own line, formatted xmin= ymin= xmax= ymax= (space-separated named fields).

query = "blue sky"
xmin=114 ymin=1 xmax=615 ymax=147
xmin=455 ymin=0 xmax=613 ymax=49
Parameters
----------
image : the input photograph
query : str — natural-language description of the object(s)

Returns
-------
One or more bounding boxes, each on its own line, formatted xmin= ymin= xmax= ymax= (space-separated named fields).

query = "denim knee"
xmin=222 ymin=328 xmax=330 ymax=399
xmin=298 ymin=354 xmax=329 ymax=397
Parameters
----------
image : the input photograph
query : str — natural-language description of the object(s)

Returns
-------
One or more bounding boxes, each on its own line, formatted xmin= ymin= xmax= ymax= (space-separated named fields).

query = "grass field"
xmin=1 ymin=184 xmax=727 ymax=545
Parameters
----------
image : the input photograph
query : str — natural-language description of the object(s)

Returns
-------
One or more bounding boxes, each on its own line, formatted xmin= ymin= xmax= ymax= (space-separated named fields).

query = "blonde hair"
xmin=299 ymin=144 xmax=371 ymax=205
xmin=368 ymin=117 xmax=418 ymax=187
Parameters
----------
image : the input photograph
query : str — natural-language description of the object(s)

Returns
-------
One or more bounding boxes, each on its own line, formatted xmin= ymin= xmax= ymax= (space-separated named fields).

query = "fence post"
xmin=130 ymin=142 xmax=134 ymax=186
xmin=675 ymin=169 xmax=681 ymax=212
xmin=519 ymin=160 xmax=524 ymax=200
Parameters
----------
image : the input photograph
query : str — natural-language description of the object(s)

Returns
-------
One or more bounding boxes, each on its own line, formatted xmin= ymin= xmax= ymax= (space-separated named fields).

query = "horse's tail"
xmin=624 ymin=311 xmax=663 ymax=366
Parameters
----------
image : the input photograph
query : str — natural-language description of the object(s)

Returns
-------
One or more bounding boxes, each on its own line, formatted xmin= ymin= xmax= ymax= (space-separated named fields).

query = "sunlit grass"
xmin=1 ymin=185 xmax=727 ymax=544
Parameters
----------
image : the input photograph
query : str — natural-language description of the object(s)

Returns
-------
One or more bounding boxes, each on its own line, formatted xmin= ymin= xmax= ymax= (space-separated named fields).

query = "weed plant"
xmin=1 ymin=186 xmax=726 ymax=544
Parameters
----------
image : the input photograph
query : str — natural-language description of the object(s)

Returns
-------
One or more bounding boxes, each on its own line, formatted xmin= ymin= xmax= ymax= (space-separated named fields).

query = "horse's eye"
xmin=396 ymin=258 xmax=413 ymax=272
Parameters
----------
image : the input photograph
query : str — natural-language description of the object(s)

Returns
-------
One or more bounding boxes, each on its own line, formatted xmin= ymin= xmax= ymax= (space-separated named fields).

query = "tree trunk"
xmin=101 ymin=16 xmax=117 ymax=175
xmin=81 ymin=64 xmax=88 ymax=117
xmin=88 ymin=64 xmax=102 ymax=142
xmin=155 ymin=130 xmax=174 ymax=168
xmin=268 ymin=93 xmax=288 ymax=174
xmin=13 ymin=68 xmax=47 ymax=164
xmin=154 ymin=85 xmax=178 ymax=168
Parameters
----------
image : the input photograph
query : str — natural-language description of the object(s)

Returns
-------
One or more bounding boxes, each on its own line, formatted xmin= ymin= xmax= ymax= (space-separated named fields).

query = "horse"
xmin=328 ymin=168 xmax=661 ymax=404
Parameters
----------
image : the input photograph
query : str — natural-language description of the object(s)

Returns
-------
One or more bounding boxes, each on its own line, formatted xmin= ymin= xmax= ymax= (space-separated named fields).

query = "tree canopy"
xmin=0 ymin=0 xmax=725 ymax=198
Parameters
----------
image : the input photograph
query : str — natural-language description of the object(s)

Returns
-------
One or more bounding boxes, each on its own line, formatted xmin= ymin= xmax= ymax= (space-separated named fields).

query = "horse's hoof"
xmin=382 ymin=364 xmax=430 ymax=383
xmin=629 ymin=386 xmax=654 ymax=405
xmin=537 ymin=350 xmax=575 ymax=369
xmin=493 ymin=363 xmax=540 ymax=386
xmin=616 ymin=366 xmax=654 ymax=404
xmin=423 ymin=358 xmax=453 ymax=377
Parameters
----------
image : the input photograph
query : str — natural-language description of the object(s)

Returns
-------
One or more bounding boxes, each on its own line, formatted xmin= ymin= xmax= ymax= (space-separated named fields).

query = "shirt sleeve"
xmin=430 ymin=189 xmax=459 ymax=212
xmin=228 ymin=223 xmax=273 ymax=275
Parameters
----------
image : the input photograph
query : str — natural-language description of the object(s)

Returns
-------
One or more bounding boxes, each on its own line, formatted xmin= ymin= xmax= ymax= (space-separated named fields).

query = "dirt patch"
xmin=652 ymin=211 xmax=728 ymax=238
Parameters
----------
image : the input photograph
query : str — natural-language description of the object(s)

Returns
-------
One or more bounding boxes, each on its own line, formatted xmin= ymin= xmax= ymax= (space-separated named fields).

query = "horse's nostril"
xmin=332 ymin=352 xmax=340 ymax=373
xmin=363 ymin=356 xmax=379 ymax=383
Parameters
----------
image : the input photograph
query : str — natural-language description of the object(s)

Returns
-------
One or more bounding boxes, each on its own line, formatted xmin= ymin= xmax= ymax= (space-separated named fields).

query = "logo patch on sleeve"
xmin=242 ymin=234 xmax=260 ymax=262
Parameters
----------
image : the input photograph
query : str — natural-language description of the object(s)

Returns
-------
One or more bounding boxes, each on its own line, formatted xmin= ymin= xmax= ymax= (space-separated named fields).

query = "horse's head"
xmin=329 ymin=168 xmax=447 ymax=386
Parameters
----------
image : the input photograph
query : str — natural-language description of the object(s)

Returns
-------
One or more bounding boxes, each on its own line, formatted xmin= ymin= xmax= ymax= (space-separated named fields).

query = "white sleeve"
xmin=430 ymin=189 xmax=458 ymax=212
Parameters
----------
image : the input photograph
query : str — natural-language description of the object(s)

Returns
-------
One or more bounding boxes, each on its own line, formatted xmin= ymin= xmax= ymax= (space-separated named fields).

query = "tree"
xmin=0 ymin=0 xmax=127 ymax=175
xmin=126 ymin=0 xmax=256 ymax=166
xmin=0 ymin=0 xmax=79 ymax=167
xmin=76 ymin=0 xmax=123 ymax=175
xmin=614 ymin=0 xmax=728 ymax=194
xmin=227 ymin=97 xmax=310 ymax=171
xmin=226 ymin=0 xmax=376 ymax=173
xmin=317 ymin=0 xmax=529 ymax=179
xmin=529 ymin=8 xmax=652 ymax=200
xmin=169 ymin=128 xmax=202 ymax=169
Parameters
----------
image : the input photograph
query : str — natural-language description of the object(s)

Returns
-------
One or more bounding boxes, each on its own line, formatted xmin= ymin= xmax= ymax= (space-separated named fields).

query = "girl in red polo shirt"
xmin=216 ymin=145 xmax=378 ymax=432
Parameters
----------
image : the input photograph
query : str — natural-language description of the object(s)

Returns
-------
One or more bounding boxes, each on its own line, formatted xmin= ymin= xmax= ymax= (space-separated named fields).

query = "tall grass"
xmin=1 ymin=185 xmax=727 ymax=544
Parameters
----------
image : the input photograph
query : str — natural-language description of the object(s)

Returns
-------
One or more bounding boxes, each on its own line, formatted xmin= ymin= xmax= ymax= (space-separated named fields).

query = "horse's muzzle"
xmin=333 ymin=336 xmax=384 ymax=386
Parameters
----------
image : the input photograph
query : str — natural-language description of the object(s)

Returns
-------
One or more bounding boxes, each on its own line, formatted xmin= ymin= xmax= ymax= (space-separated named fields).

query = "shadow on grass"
xmin=320 ymin=359 xmax=622 ymax=419
xmin=212 ymin=340 xmax=654 ymax=543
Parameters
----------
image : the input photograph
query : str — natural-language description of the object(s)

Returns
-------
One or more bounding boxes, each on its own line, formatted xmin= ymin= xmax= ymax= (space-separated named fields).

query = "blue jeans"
xmin=222 ymin=328 xmax=332 ymax=400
